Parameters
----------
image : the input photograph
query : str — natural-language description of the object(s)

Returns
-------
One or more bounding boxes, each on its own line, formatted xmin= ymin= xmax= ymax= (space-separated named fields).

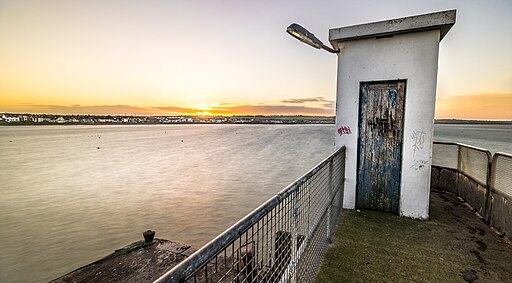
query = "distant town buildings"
xmin=0 ymin=113 xmax=335 ymax=125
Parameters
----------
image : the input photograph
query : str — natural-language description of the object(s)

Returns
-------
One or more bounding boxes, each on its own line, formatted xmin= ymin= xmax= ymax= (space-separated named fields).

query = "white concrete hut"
xmin=330 ymin=10 xmax=456 ymax=219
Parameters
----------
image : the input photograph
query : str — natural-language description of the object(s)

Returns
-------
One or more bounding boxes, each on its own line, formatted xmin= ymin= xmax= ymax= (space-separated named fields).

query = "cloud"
xmin=152 ymin=106 xmax=197 ymax=114
xmin=280 ymin=97 xmax=331 ymax=104
xmin=16 ymin=104 xmax=200 ymax=115
xmin=208 ymin=104 xmax=334 ymax=116
xmin=11 ymin=101 xmax=335 ymax=116
xmin=435 ymin=92 xmax=512 ymax=120
xmin=322 ymin=101 xmax=335 ymax=109
xmin=17 ymin=91 xmax=511 ymax=119
xmin=25 ymin=104 xmax=160 ymax=115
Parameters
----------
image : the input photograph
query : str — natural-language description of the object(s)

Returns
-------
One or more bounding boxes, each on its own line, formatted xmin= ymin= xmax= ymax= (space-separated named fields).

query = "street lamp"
xmin=286 ymin=23 xmax=339 ymax=54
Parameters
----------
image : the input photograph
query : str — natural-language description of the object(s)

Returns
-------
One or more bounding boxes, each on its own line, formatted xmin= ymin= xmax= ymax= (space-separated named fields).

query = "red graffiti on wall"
xmin=337 ymin=126 xmax=352 ymax=136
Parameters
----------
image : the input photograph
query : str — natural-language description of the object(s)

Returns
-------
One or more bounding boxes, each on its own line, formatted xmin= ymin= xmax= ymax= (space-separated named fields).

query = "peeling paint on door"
xmin=356 ymin=80 xmax=406 ymax=213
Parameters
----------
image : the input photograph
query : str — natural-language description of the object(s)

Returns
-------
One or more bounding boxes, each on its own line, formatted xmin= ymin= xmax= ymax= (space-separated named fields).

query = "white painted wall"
xmin=333 ymin=30 xmax=440 ymax=219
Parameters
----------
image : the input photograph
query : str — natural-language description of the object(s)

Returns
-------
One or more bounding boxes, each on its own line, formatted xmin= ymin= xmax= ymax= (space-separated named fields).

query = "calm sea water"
xmin=0 ymin=124 xmax=510 ymax=282
xmin=0 ymin=125 xmax=334 ymax=282
xmin=434 ymin=124 xmax=512 ymax=154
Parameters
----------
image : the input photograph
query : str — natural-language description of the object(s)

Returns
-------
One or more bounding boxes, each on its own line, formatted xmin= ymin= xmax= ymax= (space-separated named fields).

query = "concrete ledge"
xmin=435 ymin=166 xmax=458 ymax=194
xmin=458 ymin=174 xmax=487 ymax=216
xmin=431 ymin=166 xmax=440 ymax=189
xmin=490 ymin=191 xmax=512 ymax=240
xmin=329 ymin=10 xmax=455 ymax=43
xmin=51 ymin=239 xmax=196 ymax=283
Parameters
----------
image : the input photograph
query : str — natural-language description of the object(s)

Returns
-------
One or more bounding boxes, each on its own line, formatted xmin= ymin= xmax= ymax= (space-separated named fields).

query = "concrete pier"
xmin=51 ymin=239 xmax=196 ymax=283
xmin=315 ymin=190 xmax=512 ymax=282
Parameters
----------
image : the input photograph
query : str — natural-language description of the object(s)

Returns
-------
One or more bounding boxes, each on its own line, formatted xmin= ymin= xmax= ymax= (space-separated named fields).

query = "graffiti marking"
xmin=337 ymin=126 xmax=352 ymax=136
xmin=410 ymin=159 xmax=429 ymax=171
xmin=411 ymin=130 xmax=426 ymax=152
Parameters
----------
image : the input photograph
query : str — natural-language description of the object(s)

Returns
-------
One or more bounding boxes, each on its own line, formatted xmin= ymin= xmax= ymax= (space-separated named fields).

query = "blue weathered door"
xmin=356 ymin=80 xmax=406 ymax=213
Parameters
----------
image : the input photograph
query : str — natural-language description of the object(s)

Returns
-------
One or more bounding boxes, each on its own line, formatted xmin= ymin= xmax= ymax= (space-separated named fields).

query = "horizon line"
xmin=2 ymin=112 xmax=512 ymax=122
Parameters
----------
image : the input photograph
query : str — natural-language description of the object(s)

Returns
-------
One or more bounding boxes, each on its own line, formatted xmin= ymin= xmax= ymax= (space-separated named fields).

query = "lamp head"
xmin=286 ymin=23 xmax=323 ymax=49
xmin=286 ymin=23 xmax=339 ymax=54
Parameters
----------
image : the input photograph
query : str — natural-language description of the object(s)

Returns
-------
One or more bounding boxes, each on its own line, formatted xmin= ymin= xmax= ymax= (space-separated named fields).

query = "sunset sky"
xmin=0 ymin=0 xmax=511 ymax=119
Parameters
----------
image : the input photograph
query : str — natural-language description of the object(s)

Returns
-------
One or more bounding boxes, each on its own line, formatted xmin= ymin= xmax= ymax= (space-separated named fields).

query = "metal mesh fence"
xmin=432 ymin=142 xmax=458 ymax=169
xmin=295 ymin=212 xmax=329 ymax=283
xmin=492 ymin=153 xmax=512 ymax=198
xmin=155 ymin=147 xmax=346 ymax=283
xmin=433 ymin=141 xmax=511 ymax=241
xmin=432 ymin=142 xmax=491 ymax=185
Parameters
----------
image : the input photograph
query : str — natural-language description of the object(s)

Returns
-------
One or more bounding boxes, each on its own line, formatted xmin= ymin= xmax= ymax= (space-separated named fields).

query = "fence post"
xmin=327 ymin=159 xmax=334 ymax=242
xmin=483 ymin=156 xmax=494 ymax=225
xmin=290 ymin=189 xmax=299 ymax=283
xmin=456 ymin=144 xmax=462 ymax=195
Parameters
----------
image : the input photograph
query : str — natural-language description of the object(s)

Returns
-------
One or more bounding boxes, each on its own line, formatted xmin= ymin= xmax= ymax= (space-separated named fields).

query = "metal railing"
xmin=432 ymin=142 xmax=492 ymax=216
xmin=492 ymin=152 xmax=512 ymax=199
xmin=432 ymin=141 xmax=512 ymax=240
xmin=433 ymin=141 xmax=492 ymax=185
xmin=155 ymin=147 xmax=346 ymax=283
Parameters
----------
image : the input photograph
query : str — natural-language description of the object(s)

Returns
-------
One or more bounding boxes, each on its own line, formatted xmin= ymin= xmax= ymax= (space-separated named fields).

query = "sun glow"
xmin=189 ymin=103 xmax=228 ymax=116
xmin=192 ymin=105 xmax=213 ymax=111
xmin=195 ymin=111 xmax=212 ymax=116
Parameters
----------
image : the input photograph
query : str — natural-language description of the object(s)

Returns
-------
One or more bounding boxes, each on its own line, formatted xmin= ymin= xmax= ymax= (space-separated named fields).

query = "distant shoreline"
xmin=0 ymin=121 xmax=335 ymax=126
xmin=0 ymin=113 xmax=335 ymax=125
xmin=434 ymin=119 xmax=512 ymax=125
xmin=2 ymin=121 xmax=512 ymax=126
xmin=1 ymin=114 xmax=511 ymax=126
